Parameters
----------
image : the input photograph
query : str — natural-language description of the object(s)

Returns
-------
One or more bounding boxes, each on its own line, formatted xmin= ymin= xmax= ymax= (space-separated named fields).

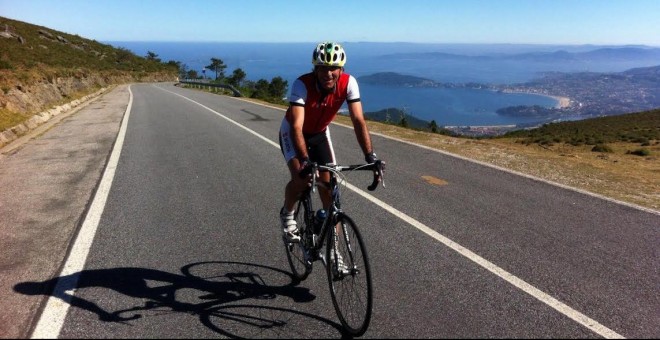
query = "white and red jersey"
xmin=285 ymin=72 xmax=361 ymax=134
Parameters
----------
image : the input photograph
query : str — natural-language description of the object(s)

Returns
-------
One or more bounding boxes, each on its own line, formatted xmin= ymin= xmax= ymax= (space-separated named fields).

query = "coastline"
xmin=500 ymin=89 xmax=571 ymax=109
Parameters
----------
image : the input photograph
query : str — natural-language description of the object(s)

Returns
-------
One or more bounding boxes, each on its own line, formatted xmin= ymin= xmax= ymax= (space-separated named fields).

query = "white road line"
xmin=158 ymin=86 xmax=625 ymax=339
xmin=31 ymin=85 xmax=134 ymax=339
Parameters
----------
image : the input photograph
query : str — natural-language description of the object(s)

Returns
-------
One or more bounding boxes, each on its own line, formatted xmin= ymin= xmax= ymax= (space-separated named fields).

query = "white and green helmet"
xmin=312 ymin=42 xmax=347 ymax=67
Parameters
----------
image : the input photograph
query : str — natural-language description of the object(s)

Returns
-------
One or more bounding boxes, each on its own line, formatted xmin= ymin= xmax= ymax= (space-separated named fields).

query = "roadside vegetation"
xmin=179 ymin=57 xmax=288 ymax=105
xmin=0 ymin=16 xmax=178 ymax=131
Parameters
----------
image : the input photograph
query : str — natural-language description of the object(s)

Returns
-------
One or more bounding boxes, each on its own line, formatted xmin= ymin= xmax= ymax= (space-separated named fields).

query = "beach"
xmin=500 ymin=89 xmax=571 ymax=109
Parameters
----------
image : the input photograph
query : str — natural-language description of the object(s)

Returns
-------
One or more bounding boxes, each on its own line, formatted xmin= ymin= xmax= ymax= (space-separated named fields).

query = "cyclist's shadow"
xmin=14 ymin=261 xmax=345 ymax=337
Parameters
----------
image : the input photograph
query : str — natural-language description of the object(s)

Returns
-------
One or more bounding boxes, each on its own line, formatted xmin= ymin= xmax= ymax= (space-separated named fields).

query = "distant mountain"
xmin=358 ymin=72 xmax=440 ymax=87
xmin=580 ymin=47 xmax=660 ymax=61
xmin=382 ymin=47 xmax=660 ymax=63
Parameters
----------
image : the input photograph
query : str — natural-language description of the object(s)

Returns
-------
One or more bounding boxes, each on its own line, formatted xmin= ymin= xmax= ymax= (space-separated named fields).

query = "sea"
xmin=109 ymin=41 xmax=659 ymax=126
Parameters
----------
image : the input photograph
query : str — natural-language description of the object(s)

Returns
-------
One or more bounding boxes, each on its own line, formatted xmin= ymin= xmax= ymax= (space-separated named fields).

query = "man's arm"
xmin=347 ymin=101 xmax=373 ymax=156
xmin=289 ymin=105 xmax=308 ymax=161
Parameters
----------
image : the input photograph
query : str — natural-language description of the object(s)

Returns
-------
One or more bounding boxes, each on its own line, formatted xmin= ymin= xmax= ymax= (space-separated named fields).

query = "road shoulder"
xmin=0 ymin=84 xmax=129 ymax=338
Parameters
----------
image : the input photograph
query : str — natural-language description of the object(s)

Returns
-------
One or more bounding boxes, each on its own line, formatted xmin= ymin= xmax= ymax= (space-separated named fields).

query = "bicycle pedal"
xmin=302 ymin=249 xmax=314 ymax=264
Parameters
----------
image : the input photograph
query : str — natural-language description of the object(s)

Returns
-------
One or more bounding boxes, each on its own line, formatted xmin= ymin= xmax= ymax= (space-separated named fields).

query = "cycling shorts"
xmin=279 ymin=118 xmax=336 ymax=166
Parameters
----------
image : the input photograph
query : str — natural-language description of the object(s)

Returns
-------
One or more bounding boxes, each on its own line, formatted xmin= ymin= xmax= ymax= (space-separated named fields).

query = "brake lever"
xmin=311 ymin=162 xmax=318 ymax=193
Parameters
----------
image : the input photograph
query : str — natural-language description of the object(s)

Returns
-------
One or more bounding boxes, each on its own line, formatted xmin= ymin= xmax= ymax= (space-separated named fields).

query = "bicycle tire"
xmin=325 ymin=213 xmax=373 ymax=336
xmin=283 ymin=198 xmax=312 ymax=281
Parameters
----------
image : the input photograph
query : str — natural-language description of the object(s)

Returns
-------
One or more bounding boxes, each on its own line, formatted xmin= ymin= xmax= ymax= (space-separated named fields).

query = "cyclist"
xmin=279 ymin=42 xmax=382 ymax=242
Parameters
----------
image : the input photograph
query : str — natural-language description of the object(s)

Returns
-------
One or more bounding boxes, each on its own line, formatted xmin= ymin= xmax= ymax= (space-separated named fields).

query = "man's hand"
xmin=365 ymin=152 xmax=385 ymax=190
xmin=297 ymin=157 xmax=313 ymax=179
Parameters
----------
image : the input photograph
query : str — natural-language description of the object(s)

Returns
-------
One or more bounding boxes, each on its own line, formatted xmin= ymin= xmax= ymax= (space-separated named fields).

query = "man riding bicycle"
xmin=279 ymin=42 xmax=382 ymax=243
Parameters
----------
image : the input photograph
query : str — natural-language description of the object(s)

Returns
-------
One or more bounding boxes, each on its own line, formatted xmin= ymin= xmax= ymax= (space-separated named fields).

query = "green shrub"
xmin=0 ymin=60 xmax=13 ymax=70
xmin=592 ymin=144 xmax=614 ymax=153
xmin=627 ymin=148 xmax=651 ymax=156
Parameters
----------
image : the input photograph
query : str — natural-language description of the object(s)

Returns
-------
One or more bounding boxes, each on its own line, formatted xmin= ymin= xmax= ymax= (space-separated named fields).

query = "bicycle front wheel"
xmin=325 ymin=213 xmax=373 ymax=336
xmin=283 ymin=199 xmax=312 ymax=281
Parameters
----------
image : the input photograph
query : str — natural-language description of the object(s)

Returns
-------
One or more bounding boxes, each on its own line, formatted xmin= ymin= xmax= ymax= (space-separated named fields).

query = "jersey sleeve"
xmin=289 ymin=78 xmax=307 ymax=106
xmin=346 ymin=75 xmax=361 ymax=103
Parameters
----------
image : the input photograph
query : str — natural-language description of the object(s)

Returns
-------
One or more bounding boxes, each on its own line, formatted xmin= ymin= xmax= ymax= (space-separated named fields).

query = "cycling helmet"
xmin=312 ymin=42 xmax=347 ymax=67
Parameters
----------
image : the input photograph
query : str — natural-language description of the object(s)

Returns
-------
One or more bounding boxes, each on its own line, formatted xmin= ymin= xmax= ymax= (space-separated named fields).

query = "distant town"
xmin=359 ymin=65 xmax=660 ymax=136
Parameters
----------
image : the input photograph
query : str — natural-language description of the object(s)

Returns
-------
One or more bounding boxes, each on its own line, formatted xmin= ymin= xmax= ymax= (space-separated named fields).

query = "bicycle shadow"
xmin=14 ymin=261 xmax=349 ymax=338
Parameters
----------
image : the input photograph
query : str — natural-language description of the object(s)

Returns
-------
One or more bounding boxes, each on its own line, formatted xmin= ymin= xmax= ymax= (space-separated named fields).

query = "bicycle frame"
xmin=285 ymin=160 xmax=383 ymax=336
xmin=299 ymin=161 xmax=384 ymax=255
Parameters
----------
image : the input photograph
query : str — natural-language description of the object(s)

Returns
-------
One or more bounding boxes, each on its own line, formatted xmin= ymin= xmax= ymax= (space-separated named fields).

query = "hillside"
xmin=0 ymin=16 xmax=178 ymax=131
xmin=363 ymin=107 xmax=435 ymax=129
xmin=360 ymin=105 xmax=659 ymax=147
xmin=500 ymin=109 xmax=660 ymax=146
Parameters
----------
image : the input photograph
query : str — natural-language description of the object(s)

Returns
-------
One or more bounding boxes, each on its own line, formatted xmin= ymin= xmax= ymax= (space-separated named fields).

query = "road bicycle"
xmin=282 ymin=160 xmax=385 ymax=336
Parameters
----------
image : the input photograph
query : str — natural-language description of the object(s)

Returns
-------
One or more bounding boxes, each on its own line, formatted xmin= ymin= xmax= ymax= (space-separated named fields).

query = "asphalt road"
xmin=1 ymin=83 xmax=658 ymax=338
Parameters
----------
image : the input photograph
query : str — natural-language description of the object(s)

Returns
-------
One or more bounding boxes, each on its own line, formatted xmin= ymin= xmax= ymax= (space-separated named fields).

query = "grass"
xmin=0 ymin=16 xmax=175 ymax=73
xmin=500 ymin=109 xmax=660 ymax=146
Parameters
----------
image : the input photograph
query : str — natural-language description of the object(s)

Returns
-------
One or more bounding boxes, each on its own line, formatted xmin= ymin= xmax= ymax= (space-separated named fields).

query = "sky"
xmin=1 ymin=0 xmax=659 ymax=46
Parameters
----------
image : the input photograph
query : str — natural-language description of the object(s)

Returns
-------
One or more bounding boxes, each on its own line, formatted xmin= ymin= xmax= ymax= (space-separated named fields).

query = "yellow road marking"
xmin=422 ymin=175 xmax=448 ymax=186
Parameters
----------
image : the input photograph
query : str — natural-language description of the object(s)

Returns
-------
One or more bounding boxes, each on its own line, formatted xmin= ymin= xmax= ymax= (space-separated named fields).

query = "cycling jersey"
xmin=285 ymin=72 xmax=361 ymax=134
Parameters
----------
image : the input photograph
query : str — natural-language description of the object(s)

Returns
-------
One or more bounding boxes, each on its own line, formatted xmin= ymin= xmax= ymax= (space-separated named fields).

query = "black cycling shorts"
xmin=279 ymin=118 xmax=336 ymax=166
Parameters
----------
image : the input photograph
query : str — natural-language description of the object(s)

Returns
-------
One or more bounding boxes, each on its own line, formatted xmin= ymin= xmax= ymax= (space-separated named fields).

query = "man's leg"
xmin=281 ymin=158 xmax=310 ymax=242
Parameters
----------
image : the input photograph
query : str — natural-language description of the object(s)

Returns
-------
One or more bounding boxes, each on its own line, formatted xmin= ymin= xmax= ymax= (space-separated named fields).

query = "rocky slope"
xmin=0 ymin=16 xmax=177 ymax=147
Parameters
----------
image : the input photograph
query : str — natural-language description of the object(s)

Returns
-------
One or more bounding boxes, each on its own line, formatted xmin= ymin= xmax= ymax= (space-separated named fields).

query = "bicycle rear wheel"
xmin=283 ymin=199 xmax=312 ymax=281
xmin=325 ymin=213 xmax=373 ymax=336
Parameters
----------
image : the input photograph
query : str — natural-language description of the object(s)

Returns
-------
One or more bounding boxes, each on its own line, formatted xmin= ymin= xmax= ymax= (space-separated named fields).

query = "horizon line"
xmin=102 ymin=40 xmax=660 ymax=47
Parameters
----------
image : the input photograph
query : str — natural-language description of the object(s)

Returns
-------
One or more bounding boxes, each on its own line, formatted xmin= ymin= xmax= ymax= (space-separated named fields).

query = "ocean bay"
xmin=358 ymin=85 xmax=557 ymax=126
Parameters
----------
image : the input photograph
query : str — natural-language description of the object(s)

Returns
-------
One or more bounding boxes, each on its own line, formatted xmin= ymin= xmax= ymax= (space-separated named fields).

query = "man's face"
xmin=315 ymin=66 xmax=342 ymax=91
